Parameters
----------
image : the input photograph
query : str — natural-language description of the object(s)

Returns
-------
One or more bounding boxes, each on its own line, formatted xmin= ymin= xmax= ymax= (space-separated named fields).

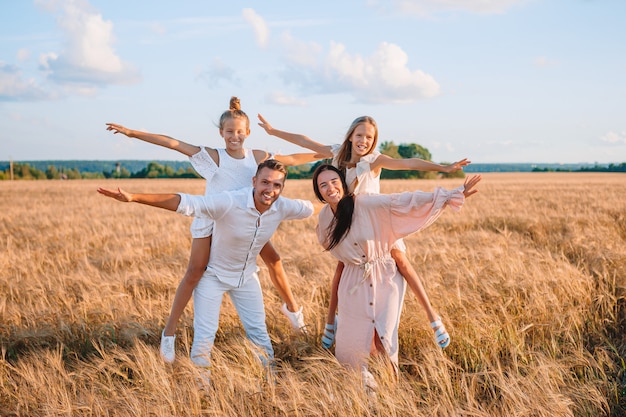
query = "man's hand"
xmin=97 ymin=187 xmax=133 ymax=202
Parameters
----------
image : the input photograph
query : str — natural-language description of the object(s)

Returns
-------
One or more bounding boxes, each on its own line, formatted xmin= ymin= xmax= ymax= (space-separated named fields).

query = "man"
xmin=97 ymin=159 xmax=313 ymax=379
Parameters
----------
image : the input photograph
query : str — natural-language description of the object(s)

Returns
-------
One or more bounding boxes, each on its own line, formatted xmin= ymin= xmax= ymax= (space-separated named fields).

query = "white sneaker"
xmin=280 ymin=303 xmax=307 ymax=333
xmin=160 ymin=331 xmax=176 ymax=363
xmin=196 ymin=368 xmax=211 ymax=392
xmin=361 ymin=368 xmax=379 ymax=394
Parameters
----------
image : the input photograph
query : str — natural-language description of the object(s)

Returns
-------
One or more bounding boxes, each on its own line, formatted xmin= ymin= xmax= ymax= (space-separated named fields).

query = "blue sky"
xmin=2 ymin=0 xmax=625 ymax=164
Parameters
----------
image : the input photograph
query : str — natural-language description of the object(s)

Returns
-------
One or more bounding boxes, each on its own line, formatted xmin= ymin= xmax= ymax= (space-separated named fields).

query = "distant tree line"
xmin=532 ymin=162 xmax=626 ymax=172
xmin=0 ymin=161 xmax=202 ymax=180
xmin=3 ymin=143 xmax=623 ymax=180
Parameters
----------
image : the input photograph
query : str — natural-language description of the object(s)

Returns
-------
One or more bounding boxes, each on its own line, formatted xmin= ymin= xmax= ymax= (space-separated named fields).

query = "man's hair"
xmin=256 ymin=159 xmax=288 ymax=178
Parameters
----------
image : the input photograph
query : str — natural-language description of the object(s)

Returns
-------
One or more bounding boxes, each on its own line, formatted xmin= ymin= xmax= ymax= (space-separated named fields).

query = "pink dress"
xmin=316 ymin=187 xmax=465 ymax=369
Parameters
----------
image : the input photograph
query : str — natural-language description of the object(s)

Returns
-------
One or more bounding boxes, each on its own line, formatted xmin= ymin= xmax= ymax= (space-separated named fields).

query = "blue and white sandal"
xmin=321 ymin=315 xmax=338 ymax=349
xmin=431 ymin=317 xmax=450 ymax=348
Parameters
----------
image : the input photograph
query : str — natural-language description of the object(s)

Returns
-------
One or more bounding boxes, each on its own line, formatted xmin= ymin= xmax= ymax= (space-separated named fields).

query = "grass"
xmin=1 ymin=172 xmax=625 ymax=416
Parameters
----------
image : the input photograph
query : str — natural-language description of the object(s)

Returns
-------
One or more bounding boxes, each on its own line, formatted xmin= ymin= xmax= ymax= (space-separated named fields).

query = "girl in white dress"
xmin=258 ymin=114 xmax=470 ymax=349
xmin=106 ymin=97 xmax=320 ymax=363
xmin=312 ymin=164 xmax=480 ymax=386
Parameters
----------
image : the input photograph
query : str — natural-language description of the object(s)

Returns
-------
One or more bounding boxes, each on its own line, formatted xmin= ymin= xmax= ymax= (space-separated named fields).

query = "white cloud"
xmin=279 ymin=33 xmax=439 ymax=103
xmin=280 ymin=32 xmax=322 ymax=67
xmin=242 ymin=8 xmax=269 ymax=48
xmin=17 ymin=49 xmax=30 ymax=62
xmin=600 ymin=131 xmax=626 ymax=145
xmin=534 ymin=56 xmax=559 ymax=67
xmin=196 ymin=57 xmax=239 ymax=88
xmin=327 ymin=42 xmax=439 ymax=102
xmin=150 ymin=22 xmax=167 ymax=35
xmin=0 ymin=62 xmax=55 ymax=101
xmin=38 ymin=0 xmax=139 ymax=88
xmin=265 ymin=91 xmax=308 ymax=107
xmin=388 ymin=0 xmax=529 ymax=16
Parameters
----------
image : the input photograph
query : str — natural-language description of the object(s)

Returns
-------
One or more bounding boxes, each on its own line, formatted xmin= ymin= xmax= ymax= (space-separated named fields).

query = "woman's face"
xmin=349 ymin=122 xmax=376 ymax=159
xmin=316 ymin=169 xmax=344 ymax=207
xmin=220 ymin=117 xmax=250 ymax=152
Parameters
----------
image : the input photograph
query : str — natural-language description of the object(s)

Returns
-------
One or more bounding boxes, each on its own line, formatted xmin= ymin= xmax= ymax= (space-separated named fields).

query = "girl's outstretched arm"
xmin=106 ymin=123 xmax=201 ymax=157
xmin=257 ymin=114 xmax=333 ymax=158
xmin=252 ymin=150 xmax=326 ymax=166
xmin=371 ymin=154 xmax=471 ymax=173
xmin=274 ymin=152 xmax=327 ymax=166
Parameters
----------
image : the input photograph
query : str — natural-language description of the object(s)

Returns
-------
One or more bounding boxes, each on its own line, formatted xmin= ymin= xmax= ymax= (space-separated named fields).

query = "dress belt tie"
xmin=349 ymin=261 xmax=373 ymax=295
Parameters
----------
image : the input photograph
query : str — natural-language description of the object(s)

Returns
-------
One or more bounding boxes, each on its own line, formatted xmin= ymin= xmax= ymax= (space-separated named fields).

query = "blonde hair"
xmin=335 ymin=116 xmax=378 ymax=171
xmin=218 ymin=96 xmax=250 ymax=130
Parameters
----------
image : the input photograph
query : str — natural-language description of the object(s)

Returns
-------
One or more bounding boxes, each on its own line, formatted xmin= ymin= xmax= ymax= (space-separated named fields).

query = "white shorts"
xmin=190 ymin=217 xmax=215 ymax=239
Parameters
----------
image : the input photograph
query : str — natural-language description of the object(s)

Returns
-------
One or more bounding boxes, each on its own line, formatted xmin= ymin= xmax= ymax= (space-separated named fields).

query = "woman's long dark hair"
xmin=312 ymin=164 xmax=355 ymax=250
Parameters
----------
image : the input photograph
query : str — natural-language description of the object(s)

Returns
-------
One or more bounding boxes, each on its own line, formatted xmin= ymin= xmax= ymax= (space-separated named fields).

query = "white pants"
xmin=190 ymin=271 xmax=274 ymax=368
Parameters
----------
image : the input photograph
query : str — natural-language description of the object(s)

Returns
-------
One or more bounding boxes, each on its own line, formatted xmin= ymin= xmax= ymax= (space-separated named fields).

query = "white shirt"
xmin=176 ymin=187 xmax=314 ymax=287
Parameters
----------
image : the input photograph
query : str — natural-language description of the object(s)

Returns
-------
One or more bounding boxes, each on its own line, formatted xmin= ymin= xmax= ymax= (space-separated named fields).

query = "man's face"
xmin=252 ymin=167 xmax=285 ymax=212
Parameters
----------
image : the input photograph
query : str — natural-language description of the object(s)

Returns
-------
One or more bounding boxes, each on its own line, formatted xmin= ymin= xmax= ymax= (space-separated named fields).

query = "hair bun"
xmin=229 ymin=96 xmax=241 ymax=111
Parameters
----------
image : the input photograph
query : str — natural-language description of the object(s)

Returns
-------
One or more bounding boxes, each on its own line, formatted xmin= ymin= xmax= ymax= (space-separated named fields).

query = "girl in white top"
xmin=106 ymin=97 xmax=319 ymax=363
xmin=258 ymin=114 xmax=470 ymax=350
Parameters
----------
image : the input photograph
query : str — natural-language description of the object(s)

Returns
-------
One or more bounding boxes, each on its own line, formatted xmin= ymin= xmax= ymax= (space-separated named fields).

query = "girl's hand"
xmin=446 ymin=158 xmax=471 ymax=172
xmin=462 ymin=174 xmax=481 ymax=198
xmin=257 ymin=114 xmax=273 ymax=135
xmin=106 ymin=123 xmax=131 ymax=137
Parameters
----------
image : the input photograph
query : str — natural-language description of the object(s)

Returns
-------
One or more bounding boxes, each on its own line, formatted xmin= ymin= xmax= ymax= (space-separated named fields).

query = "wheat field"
xmin=1 ymin=173 xmax=625 ymax=416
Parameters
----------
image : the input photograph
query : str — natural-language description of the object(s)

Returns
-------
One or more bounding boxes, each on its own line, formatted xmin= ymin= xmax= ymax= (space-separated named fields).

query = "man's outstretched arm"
xmin=97 ymin=187 xmax=182 ymax=211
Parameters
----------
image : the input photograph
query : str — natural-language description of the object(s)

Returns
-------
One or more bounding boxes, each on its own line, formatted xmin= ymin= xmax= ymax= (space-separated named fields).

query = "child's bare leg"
xmin=163 ymin=236 xmax=211 ymax=336
xmin=392 ymin=248 xmax=449 ymax=347
xmin=326 ymin=262 xmax=343 ymax=325
xmin=259 ymin=241 xmax=299 ymax=312
xmin=321 ymin=262 xmax=343 ymax=348
xmin=391 ymin=248 xmax=437 ymax=323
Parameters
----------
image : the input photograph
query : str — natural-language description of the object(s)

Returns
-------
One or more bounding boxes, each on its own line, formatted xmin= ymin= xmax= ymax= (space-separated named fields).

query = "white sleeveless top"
xmin=189 ymin=147 xmax=259 ymax=195
xmin=331 ymin=144 xmax=381 ymax=195
xmin=187 ymin=147 xmax=261 ymax=238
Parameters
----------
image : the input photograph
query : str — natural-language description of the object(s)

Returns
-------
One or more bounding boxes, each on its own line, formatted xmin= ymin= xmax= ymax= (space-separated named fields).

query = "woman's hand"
xmin=462 ymin=174 xmax=482 ymax=198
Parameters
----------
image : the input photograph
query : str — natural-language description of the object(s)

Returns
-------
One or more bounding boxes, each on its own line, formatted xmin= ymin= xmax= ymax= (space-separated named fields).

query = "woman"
xmin=258 ymin=114 xmax=469 ymax=349
xmin=312 ymin=164 xmax=480 ymax=386
xmin=106 ymin=97 xmax=320 ymax=363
